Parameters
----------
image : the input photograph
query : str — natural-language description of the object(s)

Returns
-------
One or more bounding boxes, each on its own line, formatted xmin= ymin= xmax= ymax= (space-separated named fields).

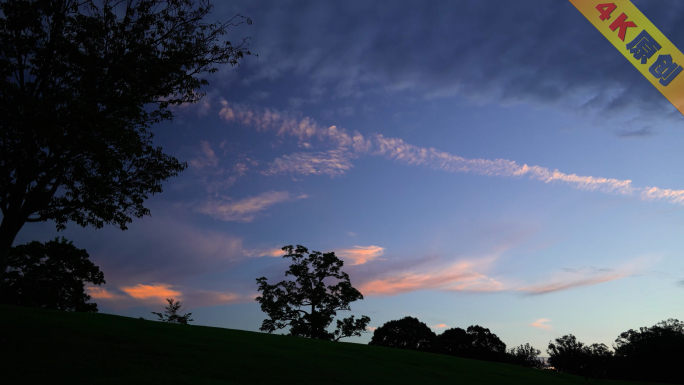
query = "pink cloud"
xmin=337 ymin=245 xmax=385 ymax=265
xmin=431 ymin=324 xmax=448 ymax=329
xmin=197 ymin=191 xmax=308 ymax=222
xmin=519 ymin=273 xmax=628 ymax=295
xmin=531 ymin=318 xmax=552 ymax=330
xmin=86 ymin=287 xmax=124 ymax=300
xmin=366 ymin=326 xmax=377 ymax=332
xmin=359 ymin=260 xmax=503 ymax=296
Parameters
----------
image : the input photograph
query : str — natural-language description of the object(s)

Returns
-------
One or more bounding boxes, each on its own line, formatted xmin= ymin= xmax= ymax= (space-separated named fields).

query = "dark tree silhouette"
xmin=256 ymin=245 xmax=370 ymax=341
xmin=152 ymin=298 xmax=193 ymax=325
xmin=369 ymin=316 xmax=436 ymax=352
xmin=437 ymin=327 xmax=472 ymax=356
xmin=613 ymin=319 xmax=684 ymax=384
xmin=1 ymin=237 xmax=104 ymax=312
xmin=0 ymin=0 xmax=253 ymax=281
xmin=508 ymin=343 xmax=544 ymax=369
xmin=466 ymin=325 xmax=507 ymax=362
xmin=547 ymin=334 xmax=588 ymax=376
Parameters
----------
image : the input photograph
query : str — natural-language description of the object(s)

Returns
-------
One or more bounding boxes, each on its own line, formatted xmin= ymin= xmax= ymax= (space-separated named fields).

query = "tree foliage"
xmin=256 ymin=245 xmax=370 ymax=341
xmin=152 ymin=298 xmax=193 ymax=324
xmin=436 ymin=325 xmax=506 ymax=362
xmin=369 ymin=316 xmax=436 ymax=352
xmin=613 ymin=319 xmax=684 ymax=383
xmin=0 ymin=0 xmax=253 ymax=280
xmin=507 ymin=343 xmax=544 ymax=369
xmin=1 ymin=237 xmax=104 ymax=312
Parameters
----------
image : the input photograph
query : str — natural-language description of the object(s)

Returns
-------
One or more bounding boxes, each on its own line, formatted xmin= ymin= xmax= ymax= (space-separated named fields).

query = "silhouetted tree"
xmin=508 ymin=343 xmax=544 ymax=369
xmin=256 ymin=245 xmax=370 ymax=341
xmin=547 ymin=334 xmax=588 ymax=376
xmin=152 ymin=298 xmax=193 ymax=325
xmin=462 ymin=325 xmax=507 ymax=362
xmin=369 ymin=316 xmax=436 ymax=352
xmin=1 ymin=237 xmax=104 ymax=312
xmin=613 ymin=319 xmax=684 ymax=384
xmin=437 ymin=327 xmax=472 ymax=356
xmin=0 ymin=0 xmax=253 ymax=281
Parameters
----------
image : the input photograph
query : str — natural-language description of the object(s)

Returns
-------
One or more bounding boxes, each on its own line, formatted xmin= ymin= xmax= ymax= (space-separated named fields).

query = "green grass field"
xmin=0 ymin=305 xmax=661 ymax=384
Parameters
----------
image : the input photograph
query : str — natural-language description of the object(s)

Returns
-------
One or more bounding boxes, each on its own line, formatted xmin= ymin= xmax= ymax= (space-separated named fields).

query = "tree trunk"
xmin=0 ymin=214 xmax=26 ymax=284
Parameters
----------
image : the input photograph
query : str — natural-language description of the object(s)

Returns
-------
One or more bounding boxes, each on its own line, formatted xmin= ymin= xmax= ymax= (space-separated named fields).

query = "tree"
xmin=437 ymin=327 xmax=472 ymax=356
xmin=152 ymin=298 xmax=193 ymax=324
xmin=1 ymin=237 xmax=104 ymax=312
xmin=0 ymin=0 xmax=253 ymax=281
xmin=547 ymin=334 xmax=588 ymax=376
xmin=508 ymin=343 xmax=544 ymax=369
xmin=255 ymin=245 xmax=370 ymax=341
xmin=466 ymin=325 xmax=507 ymax=362
xmin=613 ymin=319 xmax=684 ymax=383
xmin=369 ymin=316 xmax=436 ymax=352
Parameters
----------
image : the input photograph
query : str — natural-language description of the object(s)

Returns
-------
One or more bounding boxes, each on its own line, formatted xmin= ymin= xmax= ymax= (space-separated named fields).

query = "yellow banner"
xmin=569 ymin=0 xmax=684 ymax=116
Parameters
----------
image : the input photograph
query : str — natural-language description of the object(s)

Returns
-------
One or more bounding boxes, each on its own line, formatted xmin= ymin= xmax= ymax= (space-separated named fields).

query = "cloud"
xmin=431 ymin=324 xmax=448 ymax=329
xmin=366 ymin=326 xmax=377 ymax=332
xmin=337 ymin=246 xmax=385 ymax=265
xmin=86 ymin=287 xmax=125 ymax=300
xmin=196 ymin=191 xmax=309 ymax=222
xmin=359 ymin=260 xmax=504 ymax=296
xmin=616 ymin=127 xmax=656 ymax=138
xmin=221 ymin=102 xmax=684 ymax=206
xmin=531 ymin=318 xmax=552 ymax=330
xmin=245 ymin=247 xmax=285 ymax=258
xmin=120 ymin=284 xmax=182 ymax=303
xmin=225 ymin=0 xmax=684 ymax=116
xmin=263 ymin=149 xmax=354 ymax=177
xmin=517 ymin=260 xmax=650 ymax=295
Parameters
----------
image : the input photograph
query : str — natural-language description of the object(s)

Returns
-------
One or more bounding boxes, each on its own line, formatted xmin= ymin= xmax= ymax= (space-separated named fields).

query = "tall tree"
xmin=369 ymin=316 xmax=437 ymax=352
xmin=507 ymin=343 xmax=544 ymax=369
xmin=1 ymin=237 xmax=104 ymax=312
xmin=0 ymin=0 xmax=252 ymax=280
xmin=547 ymin=334 xmax=588 ymax=376
xmin=466 ymin=325 xmax=507 ymax=362
xmin=256 ymin=245 xmax=370 ymax=341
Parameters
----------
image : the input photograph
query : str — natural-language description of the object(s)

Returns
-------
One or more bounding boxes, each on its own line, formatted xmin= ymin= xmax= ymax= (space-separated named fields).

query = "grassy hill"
xmin=0 ymin=305 xmax=660 ymax=384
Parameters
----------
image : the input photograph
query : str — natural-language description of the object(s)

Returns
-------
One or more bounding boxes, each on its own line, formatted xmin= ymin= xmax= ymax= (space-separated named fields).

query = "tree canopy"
xmin=1 ymin=237 xmax=104 ymax=312
xmin=0 ymin=0 xmax=252 ymax=280
xmin=369 ymin=316 xmax=436 ymax=352
xmin=256 ymin=245 xmax=370 ymax=341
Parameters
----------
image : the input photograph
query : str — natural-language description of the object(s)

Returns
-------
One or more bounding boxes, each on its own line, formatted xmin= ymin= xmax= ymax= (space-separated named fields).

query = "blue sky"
xmin=16 ymin=0 xmax=684 ymax=352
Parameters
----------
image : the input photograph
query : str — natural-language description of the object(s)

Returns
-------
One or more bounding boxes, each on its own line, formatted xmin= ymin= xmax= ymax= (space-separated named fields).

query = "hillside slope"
xmin=0 ymin=305 xmax=658 ymax=384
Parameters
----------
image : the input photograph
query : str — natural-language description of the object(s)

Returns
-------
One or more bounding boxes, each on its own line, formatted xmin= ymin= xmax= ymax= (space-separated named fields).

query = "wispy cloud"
xmin=359 ymin=260 xmax=504 ymax=296
xmin=366 ymin=326 xmax=377 ymax=332
xmin=263 ymin=149 xmax=354 ymax=177
xmin=220 ymin=102 xmax=684 ymax=205
xmin=616 ymin=126 xmax=655 ymax=138
xmin=245 ymin=246 xmax=285 ymax=258
xmin=196 ymin=191 xmax=308 ymax=222
xmin=337 ymin=245 xmax=385 ymax=265
xmin=431 ymin=323 xmax=448 ymax=329
xmin=531 ymin=318 xmax=552 ymax=330
xmin=86 ymin=287 xmax=125 ymax=300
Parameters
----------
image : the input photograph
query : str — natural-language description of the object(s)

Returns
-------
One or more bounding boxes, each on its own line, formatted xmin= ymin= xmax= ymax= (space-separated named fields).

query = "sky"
xmin=15 ymin=0 xmax=684 ymax=352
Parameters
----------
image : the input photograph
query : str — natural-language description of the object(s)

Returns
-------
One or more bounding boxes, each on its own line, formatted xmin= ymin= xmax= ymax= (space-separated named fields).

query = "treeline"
xmin=547 ymin=320 xmax=684 ymax=384
xmin=367 ymin=316 xmax=543 ymax=368
xmin=368 ymin=316 xmax=684 ymax=384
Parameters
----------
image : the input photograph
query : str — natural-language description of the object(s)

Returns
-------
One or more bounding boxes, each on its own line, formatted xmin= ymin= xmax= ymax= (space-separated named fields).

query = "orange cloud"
xmin=531 ymin=318 xmax=552 ymax=330
xmin=86 ymin=287 xmax=121 ymax=299
xmin=337 ymin=245 xmax=385 ymax=265
xmin=366 ymin=326 xmax=377 ymax=332
xmin=359 ymin=261 xmax=503 ymax=296
xmin=120 ymin=284 xmax=182 ymax=302
xmin=431 ymin=324 xmax=448 ymax=329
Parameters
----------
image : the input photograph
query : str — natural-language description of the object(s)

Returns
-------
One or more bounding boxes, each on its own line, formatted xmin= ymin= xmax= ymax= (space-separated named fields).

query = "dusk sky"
xmin=16 ymin=0 xmax=684 ymax=351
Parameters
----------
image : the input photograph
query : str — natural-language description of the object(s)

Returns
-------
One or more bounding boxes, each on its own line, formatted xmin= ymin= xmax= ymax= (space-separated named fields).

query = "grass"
xmin=0 ymin=305 xmax=661 ymax=384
